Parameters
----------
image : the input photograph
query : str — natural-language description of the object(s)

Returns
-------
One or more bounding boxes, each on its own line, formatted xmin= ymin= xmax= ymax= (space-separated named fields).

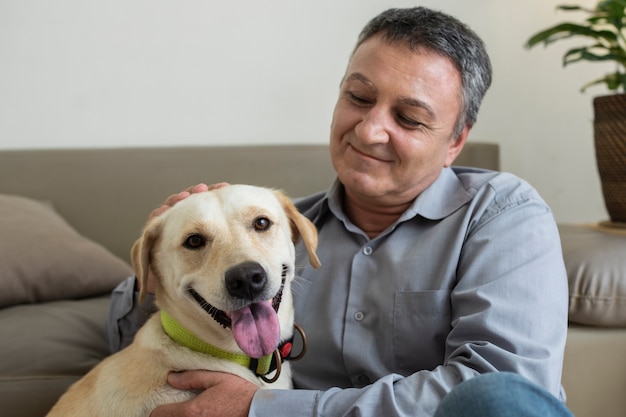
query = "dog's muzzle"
xmin=187 ymin=263 xmax=288 ymax=329
xmin=185 ymin=263 xmax=305 ymax=382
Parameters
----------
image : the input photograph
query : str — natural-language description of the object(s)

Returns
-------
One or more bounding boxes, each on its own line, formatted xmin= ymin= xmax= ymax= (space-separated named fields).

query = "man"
xmin=108 ymin=7 xmax=572 ymax=416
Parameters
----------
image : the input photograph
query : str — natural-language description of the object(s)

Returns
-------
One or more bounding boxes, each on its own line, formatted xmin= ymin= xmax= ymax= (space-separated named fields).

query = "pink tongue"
xmin=230 ymin=301 xmax=280 ymax=358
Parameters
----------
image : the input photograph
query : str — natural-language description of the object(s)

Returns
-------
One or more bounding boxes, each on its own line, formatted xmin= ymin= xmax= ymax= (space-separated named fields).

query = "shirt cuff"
xmin=249 ymin=388 xmax=320 ymax=416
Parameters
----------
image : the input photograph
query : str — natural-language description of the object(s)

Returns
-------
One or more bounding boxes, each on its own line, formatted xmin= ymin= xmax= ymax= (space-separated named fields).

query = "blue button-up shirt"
xmin=251 ymin=166 xmax=568 ymax=416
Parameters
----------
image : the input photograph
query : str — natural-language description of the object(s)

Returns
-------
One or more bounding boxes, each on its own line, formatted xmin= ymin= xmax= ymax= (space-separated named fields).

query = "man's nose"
xmin=355 ymin=107 xmax=391 ymax=144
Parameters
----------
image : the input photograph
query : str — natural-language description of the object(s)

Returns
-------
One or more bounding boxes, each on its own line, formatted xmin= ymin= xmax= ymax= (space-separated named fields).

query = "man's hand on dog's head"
xmin=149 ymin=183 xmax=230 ymax=221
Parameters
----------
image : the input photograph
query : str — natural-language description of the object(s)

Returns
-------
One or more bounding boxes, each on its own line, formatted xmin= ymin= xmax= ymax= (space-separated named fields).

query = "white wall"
xmin=0 ymin=0 xmax=609 ymax=223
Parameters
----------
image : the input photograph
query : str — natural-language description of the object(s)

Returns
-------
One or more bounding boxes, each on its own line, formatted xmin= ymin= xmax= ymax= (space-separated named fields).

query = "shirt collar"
xmin=299 ymin=167 xmax=474 ymax=228
xmin=404 ymin=167 xmax=475 ymax=221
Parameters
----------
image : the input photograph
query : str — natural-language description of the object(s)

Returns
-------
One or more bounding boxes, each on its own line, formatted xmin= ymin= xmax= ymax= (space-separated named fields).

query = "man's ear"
xmin=275 ymin=190 xmax=321 ymax=269
xmin=444 ymin=125 xmax=471 ymax=168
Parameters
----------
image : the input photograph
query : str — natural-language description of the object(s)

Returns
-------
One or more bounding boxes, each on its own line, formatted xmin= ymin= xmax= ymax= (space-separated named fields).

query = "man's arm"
xmin=106 ymin=276 xmax=157 ymax=353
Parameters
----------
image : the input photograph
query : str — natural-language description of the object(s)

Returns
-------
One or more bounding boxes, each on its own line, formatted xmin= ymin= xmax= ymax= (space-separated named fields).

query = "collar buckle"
xmin=253 ymin=322 xmax=307 ymax=382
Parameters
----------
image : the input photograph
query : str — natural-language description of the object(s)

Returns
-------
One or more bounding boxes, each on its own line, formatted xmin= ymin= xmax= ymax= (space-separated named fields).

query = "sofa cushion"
xmin=0 ymin=295 xmax=112 ymax=417
xmin=559 ymin=224 xmax=626 ymax=327
xmin=0 ymin=194 xmax=132 ymax=307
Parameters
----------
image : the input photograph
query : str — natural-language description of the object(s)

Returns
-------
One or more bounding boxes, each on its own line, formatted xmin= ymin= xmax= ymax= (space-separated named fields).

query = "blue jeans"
xmin=434 ymin=372 xmax=574 ymax=417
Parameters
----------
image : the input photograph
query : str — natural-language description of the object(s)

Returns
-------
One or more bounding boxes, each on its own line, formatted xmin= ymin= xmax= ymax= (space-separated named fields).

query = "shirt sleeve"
xmin=250 ymin=373 xmax=457 ymax=417
xmin=106 ymin=276 xmax=157 ymax=353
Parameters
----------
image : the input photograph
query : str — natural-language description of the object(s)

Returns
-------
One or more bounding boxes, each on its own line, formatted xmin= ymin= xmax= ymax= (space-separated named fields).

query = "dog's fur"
xmin=47 ymin=185 xmax=320 ymax=417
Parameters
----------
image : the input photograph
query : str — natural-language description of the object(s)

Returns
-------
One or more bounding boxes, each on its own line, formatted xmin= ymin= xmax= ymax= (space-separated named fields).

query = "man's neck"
xmin=342 ymin=190 xmax=412 ymax=239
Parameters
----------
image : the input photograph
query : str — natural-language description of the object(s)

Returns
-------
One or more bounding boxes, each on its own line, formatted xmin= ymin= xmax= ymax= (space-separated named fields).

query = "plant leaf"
xmin=580 ymin=72 xmax=626 ymax=92
xmin=558 ymin=5 xmax=584 ymax=11
xmin=526 ymin=1 xmax=626 ymax=92
xmin=526 ymin=23 xmax=618 ymax=48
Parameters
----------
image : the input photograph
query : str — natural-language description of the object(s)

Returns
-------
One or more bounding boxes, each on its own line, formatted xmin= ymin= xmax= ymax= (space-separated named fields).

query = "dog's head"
xmin=131 ymin=185 xmax=320 ymax=358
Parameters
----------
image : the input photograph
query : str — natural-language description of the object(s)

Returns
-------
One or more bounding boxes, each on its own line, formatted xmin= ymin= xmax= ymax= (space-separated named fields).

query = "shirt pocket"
xmin=393 ymin=290 xmax=452 ymax=374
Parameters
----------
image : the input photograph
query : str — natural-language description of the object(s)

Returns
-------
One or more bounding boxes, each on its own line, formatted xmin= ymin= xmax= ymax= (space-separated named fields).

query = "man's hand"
xmin=149 ymin=182 xmax=229 ymax=220
xmin=150 ymin=371 xmax=259 ymax=417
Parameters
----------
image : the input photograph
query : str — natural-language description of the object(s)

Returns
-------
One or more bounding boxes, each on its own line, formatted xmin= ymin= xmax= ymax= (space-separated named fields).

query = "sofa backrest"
xmin=0 ymin=143 xmax=499 ymax=263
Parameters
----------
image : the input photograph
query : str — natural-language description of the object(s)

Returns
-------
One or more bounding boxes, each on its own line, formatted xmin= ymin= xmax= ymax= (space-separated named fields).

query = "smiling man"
xmin=108 ymin=7 xmax=573 ymax=417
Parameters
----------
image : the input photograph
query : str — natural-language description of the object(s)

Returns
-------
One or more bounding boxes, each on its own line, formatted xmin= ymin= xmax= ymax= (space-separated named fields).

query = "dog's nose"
xmin=225 ymin=261 xmax=268 ymax=300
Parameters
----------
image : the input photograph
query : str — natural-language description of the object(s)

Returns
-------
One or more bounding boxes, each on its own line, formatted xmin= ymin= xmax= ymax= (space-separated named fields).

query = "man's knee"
xmin=434 ymin=372 xmax=573 ymax=417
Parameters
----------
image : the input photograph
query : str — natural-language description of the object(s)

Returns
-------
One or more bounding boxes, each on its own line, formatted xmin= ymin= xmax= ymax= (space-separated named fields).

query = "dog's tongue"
xmin=230 ymin=301 xmax=280 ymax=358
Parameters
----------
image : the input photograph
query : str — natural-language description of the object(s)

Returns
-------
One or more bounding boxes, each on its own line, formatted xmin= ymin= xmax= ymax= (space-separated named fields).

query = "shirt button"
xmin=354 ymin=311 xmax=365 ymax=321
xmin=363 ymin=246 xmax=373 ymax=255
xmin=357 ymin=374 xmax=371 ymax=385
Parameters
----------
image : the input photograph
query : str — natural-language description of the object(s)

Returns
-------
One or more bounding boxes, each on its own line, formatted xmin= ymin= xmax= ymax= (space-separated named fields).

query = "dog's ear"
xmin=275 ymin=191 xmax=321 ymax=269
xmin=131 ymin=219 xmax=162 ymax=303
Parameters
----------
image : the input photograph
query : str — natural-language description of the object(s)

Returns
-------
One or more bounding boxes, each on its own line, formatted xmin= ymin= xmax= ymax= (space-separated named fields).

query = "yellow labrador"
xmin=47 ymin=185 xmax=320 ymax=417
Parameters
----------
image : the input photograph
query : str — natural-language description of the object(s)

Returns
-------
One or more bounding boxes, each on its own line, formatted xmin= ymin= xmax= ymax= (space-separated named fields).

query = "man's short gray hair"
xmin=355 ymin=7 xmax=492 ymax=137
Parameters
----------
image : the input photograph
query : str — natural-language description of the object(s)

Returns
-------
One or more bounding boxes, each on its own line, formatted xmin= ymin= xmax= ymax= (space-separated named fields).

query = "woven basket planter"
xmin=593 ymin=93 xmax=626 ymax=224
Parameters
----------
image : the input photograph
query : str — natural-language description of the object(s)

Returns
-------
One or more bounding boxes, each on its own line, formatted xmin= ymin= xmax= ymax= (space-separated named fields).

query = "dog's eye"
xmin=183 ymin=234 xmax=206 ymax=249
xmin=254 ymin=216 xmax=272 ymax=232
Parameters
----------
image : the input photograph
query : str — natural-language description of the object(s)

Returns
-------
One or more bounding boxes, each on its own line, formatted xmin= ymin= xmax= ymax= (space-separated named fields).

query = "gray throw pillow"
xmin=0 ymin=194 xmax=132 ymax=307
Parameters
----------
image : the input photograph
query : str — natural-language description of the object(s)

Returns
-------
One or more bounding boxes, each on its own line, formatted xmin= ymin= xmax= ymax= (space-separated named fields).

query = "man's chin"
xmin=339 ymin=171 xmax=391 ymax=197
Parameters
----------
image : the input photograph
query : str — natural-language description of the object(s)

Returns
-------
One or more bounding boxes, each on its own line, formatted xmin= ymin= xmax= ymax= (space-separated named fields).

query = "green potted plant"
xmin=526 ymin=0 xmax=626 ymax=224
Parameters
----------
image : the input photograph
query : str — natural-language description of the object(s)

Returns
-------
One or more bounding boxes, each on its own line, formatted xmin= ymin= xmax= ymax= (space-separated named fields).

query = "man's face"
xmin=330 ymin=34 xmax=469 ymax=208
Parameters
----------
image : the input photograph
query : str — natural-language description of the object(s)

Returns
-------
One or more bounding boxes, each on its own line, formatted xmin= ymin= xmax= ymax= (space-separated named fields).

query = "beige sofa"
xmin=0 ymin=143 xmax=624 ymax=417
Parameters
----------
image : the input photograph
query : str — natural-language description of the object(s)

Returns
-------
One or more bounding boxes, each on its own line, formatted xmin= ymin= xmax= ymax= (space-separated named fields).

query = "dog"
xmin=47 ymin=185 xmax=321 ymax=417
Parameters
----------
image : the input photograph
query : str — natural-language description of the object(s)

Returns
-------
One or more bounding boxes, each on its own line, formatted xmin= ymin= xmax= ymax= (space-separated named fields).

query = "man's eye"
xmin=183 ymin=234 xmax=206 ymax=249
xmin=254 ymin=217 xmax=272 ymax=231
xmin=396 ymin=114 xmax=422 ymax=129
xmin=348 ymin=92 xmax=372 ymax=106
